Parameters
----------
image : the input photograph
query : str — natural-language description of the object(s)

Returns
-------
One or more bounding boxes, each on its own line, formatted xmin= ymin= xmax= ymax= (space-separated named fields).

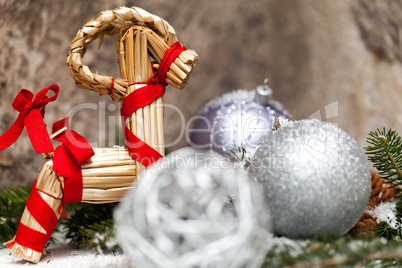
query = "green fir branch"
xmin=365 ymin=128 xmax=402 ymax=241
xmin=365 ymin=128 xmax=402 ymax=195
xmin=0 ymin=217 xmax=14 ymax=245
xmin=61 ymin=202 xmax=119 ymax=252
xmin=78 ymin=219 xmax=120 ymax=254
xmin=0 ymin=185 xmax=31 ymax=244
xmin=0 ymin=185 xmax=31 ymax=215
xmin=264 ymin=237 xmax=402 ymax=268
xmin=223 ymin=147 xmax=251 ymax=169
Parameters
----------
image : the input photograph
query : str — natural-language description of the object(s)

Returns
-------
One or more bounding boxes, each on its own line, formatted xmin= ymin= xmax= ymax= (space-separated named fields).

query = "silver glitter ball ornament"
xmin=189 ymin=86 xmax=291 ymax=155
xmin=114 ymin=148 xmax=273 ymax=268
xmin=248 ymin=119 xmax=371 ymax=238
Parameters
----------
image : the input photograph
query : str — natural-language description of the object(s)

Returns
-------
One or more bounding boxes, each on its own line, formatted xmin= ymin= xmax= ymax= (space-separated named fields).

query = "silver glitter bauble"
xmin=248 ymin=119 xmax=371 ymax=238
xmin=114 ymin=148 xmax=273 ymax=268
xmin=189 ymin=86 xmax=291 ymax=155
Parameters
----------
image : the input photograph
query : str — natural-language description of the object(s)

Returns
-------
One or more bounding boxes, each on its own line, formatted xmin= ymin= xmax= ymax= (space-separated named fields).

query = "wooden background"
xmin=1 ymin=0 xmax=402 ymax=187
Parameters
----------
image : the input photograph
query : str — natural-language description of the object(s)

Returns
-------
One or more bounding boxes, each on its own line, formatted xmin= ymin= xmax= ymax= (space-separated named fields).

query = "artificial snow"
xmin=0 ymin=243 xmax=130 ymax=268
xmin=270 ymin=237 xmax=309 ymax=258
xmin=370 ymin=200 xmax=400 ymax=230
xmin=0 ymin=228 xmax=130 ymax=267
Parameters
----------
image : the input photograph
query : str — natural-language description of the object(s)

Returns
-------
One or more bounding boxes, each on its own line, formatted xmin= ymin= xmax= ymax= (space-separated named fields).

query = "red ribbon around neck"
xmin=121 ymin=84 xmax=166 ymax=166
xmin=122 ymin=42 xmax=186 ymax=167
xmin=0 ymin=85 xmax=59 ymax=156
xmin=52 ymin=117 xmax=94 ymax=204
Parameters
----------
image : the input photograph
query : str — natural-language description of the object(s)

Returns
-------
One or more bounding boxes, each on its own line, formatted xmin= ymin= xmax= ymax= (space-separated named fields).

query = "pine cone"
xmin=348 ymin=211 xmax=379 ymax=238
xmin=370 ymin=171 xmax=396 ymax=204
xmin=348 ymin=172 xmax=397 ymax=238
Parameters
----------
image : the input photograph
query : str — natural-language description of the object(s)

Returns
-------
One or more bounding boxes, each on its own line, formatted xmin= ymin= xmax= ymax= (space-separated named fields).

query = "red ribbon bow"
xmin=0 ymin=85 xmax=59 ymax=155
xmin=52 ymin=117 xmax=94 ymax=204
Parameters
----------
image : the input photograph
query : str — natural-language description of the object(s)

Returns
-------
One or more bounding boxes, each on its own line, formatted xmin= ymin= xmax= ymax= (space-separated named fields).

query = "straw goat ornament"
xmin=2 ymin=6 xmax=198 ymax=263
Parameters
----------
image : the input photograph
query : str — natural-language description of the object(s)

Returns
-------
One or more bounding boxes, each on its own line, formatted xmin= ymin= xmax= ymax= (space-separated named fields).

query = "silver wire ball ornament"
xmin=248 ymin=119 xmax=371 ymax=238
xmin=114 ymin=148 xmax=273 ymax=268
xmin=189 ymin=82 xmax=291 ymax=155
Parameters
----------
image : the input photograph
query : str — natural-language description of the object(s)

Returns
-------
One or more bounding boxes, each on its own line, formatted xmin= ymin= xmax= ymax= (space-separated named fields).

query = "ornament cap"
xmin=255 ymin=81 xmax=272 ymax=106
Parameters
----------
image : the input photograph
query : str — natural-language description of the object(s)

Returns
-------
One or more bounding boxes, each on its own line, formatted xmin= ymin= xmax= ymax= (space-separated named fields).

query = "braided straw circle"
xmin=66 ymin=6 xmax=179 ymax=102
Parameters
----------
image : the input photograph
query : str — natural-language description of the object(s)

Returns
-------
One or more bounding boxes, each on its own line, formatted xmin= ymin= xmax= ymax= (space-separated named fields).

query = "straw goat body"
xmin=7 ymin=6 xmax=199 ymax=263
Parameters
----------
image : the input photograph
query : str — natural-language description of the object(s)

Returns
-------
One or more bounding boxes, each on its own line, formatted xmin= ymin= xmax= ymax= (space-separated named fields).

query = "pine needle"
xmin=365 ymin=128 xmax=402 ymax=195
xmin=61 ymin=203 xmax=119 ymax=252
xmin=0 ymin=185 xmax=31 ymax=244
xmin=365 ymin=128 xmax=402 ymax=240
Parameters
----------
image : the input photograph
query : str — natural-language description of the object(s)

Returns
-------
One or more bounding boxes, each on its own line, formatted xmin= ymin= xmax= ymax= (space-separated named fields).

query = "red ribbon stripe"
xmin=122 ymin=42 xmax=187 ymax=167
